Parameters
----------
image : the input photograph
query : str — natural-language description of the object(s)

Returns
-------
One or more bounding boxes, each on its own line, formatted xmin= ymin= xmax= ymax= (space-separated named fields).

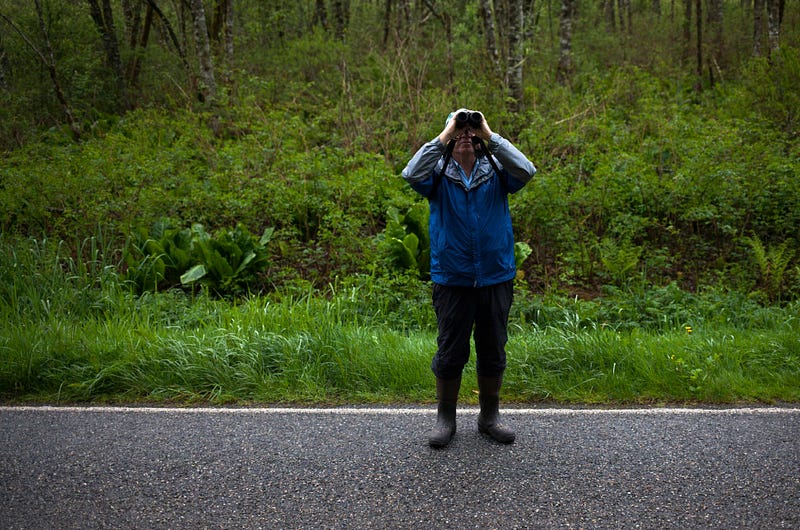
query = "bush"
xmin=123 ymin=220 xmax=274 ymax=296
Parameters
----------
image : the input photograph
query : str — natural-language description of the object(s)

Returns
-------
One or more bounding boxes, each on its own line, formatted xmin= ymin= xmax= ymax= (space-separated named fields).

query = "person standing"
xmin=402 ymin=109 xmax=537 ymax=448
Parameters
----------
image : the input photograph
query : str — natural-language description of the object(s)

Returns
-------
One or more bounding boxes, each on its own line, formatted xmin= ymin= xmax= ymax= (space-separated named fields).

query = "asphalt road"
xmin=1 ymin=406 xmax=799 ymax=529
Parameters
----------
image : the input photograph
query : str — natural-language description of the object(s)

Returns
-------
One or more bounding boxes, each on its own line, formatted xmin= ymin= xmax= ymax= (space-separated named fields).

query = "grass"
xmin=1 ymin=236 xmax=799 ymax=405
xmin=0 ymin=291 xmax=435 ymax=404
xmin=506 ymin=324 xmax=800 ymax=404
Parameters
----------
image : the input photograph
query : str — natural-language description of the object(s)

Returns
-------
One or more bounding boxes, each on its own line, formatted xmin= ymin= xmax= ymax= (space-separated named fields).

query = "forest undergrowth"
xmin=1 ymin=1 xmax=798 ymax=404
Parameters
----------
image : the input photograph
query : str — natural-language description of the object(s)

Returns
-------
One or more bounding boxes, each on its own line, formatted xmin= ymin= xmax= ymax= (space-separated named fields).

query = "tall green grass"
xmin=1 ymin=236 xmax=798 ymax=405
xmin=506 ymin=323 xmax=800 ymax=404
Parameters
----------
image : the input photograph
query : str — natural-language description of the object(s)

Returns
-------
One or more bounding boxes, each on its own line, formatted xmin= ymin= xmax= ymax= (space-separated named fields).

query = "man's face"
xmin=452 ymin=128 xmax=475 ymax=158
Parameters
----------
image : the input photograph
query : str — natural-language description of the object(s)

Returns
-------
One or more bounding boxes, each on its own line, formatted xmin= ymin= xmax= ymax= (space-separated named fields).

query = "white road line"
xmin=1 ymin=406 xmax=798 ymax=415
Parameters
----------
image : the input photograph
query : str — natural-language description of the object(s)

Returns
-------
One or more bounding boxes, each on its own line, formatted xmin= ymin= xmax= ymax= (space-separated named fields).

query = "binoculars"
xmin=454 ymin=110 xmax=483 ymax=129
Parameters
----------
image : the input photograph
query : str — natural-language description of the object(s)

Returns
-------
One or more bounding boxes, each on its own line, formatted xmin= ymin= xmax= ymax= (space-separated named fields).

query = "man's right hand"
xmin=438 ymin=108 xmax=469 ymax=145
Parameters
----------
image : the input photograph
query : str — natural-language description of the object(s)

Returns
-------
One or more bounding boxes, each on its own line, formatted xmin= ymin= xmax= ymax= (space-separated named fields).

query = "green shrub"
xmin=381 ymin=204 xmax=430 ymax=279
xmin=123 ymin=220 xmax=274 ymax=296
xmin=742 ymin=235 xmax=796 ymax=303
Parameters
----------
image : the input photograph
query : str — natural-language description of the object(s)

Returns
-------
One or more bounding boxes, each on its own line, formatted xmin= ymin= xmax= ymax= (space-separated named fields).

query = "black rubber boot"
xmin=477 ymin=375 xmax=515 ymax=444
xmin=428 ymin=377 xmax=461 ymax=448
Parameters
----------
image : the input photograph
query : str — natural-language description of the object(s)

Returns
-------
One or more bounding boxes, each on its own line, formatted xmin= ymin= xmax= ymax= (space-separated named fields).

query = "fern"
xmin=744 ymin=235 xmax=796 ymax=302
xmin=599 ymin=237 xmax=642 ymax=287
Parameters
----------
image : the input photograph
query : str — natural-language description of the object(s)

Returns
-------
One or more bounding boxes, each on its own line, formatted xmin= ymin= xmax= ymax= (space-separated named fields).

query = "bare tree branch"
xmin=35 ymin=0 xmax=81 ymax=138
xmin=0 ymin=10 xmax=49 ymax=65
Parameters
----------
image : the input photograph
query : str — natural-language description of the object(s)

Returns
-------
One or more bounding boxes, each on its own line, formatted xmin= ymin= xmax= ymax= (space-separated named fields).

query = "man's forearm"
xmin=401 ymin=138 xmax=446 ymax=185
xmin=488 ymin=133 xmax=536 ymax=184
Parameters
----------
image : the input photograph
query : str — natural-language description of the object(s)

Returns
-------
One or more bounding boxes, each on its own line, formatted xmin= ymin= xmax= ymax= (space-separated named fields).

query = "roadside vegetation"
xmin=2 ymin=233 xmax=797 ymax=404
xmin=0 ymin=1 xmax=798 ymax=404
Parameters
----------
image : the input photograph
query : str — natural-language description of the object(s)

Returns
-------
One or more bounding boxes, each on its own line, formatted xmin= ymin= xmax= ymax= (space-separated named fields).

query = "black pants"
xmin=430 ymin=280 xmax=514 ymax=380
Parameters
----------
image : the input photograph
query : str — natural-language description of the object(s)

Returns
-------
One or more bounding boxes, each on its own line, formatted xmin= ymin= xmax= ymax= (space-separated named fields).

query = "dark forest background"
xmin=1 ymin=0 xmax=798 ymax=303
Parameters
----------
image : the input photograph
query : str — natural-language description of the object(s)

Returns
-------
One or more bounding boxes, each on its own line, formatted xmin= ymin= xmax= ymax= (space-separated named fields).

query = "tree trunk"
xmin=210 ymin=0 xmax=234 ymax=63
xmin=382 ymin=0 xmax=391 ymax=45
xmin=332 ymin=0 xmax=348 ymax=40
xmin=122 ymin=0 xmax=139 ymax=46
xmin=495 ymin=0 xmax=507 ymax=52
xmin=617 ymin=0 xmax=631 ymax=32
xmin=145 ymin=0 xmax=190 ymax=70
xmin=210 ymin=0 xmax=234 ymax=83
xmin=211 ymin=0 xmax=224 ymax=44
xmin=683 ymin=0 xmax=692 ymax=61
xmin=604 ymin=0 xmax=616 ymax=30
xmin=695 ymin=0 xmax=702 ymax=89
xmin=315 ymin=0 xmax=329 ymax=30
xmin=625 ymin=0 xmax=632 ymax=32
xmin=753 ymin=0 xmax=764 ymax=56
xmin=707 ymin=0 xmax=723 ymax=85
xmin=189 ymin=0 xmax=216 ymax=103
xmin=506 ymin=0 xmax=525 ymax=111
xmin=766 ymin=0 xmax=781 ymax=55
xmin=398 ymin=0 xmax=410 ymax=30
xmin=524 ymin=0 xmax=541 ymax=40
xmin=479 ymin=0 xmax=500 ymax=76
xmin=106 ymin=0 xmax=191 ymax=95
xmin=0 ymin=31 xmax=10 ymax=89
xmin=127 ymin=2 xmax=153 ymax=91
xmin=86 ymin=0 xmax=128 ymax=108
xmin=556 ymin=0 xmax=574 ymax=86
xmin=224 ymin=0 xmax=234 ymax=67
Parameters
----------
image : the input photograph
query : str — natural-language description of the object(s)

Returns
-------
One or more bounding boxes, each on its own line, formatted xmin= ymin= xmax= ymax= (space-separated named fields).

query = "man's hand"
xmin=438 ymin=107 xmax=469 ymax=145
xmin=438 ymin=108 xmax=494 ymax=144
xmin=474 ymin=113 xmax=493 ymax=142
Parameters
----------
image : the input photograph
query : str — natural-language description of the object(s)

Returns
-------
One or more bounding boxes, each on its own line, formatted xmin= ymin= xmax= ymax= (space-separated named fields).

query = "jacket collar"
xmin=437 ymin=156 xmax=499 ymax=191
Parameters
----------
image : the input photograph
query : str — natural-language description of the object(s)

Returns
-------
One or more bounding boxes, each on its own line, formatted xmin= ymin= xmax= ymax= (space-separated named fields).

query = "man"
xmin=402 ymin=108 xmax=537 ymax=448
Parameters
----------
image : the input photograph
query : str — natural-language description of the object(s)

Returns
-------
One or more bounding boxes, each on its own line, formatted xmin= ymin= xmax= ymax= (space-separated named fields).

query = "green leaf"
xmin=259 ymin=227 xmax=275 ymax=247
xmin=209 ymin=250 xmax=234 ymax=279
xmin=388 ymin=237 xmax=416 ymax=269
xmin=514 ymin=241 xmax=532 ymax=269
xmin=402 ymin=232 xmax=419 ymax=257
xmin=234 ymin=251 xmax=257 ymax=276
xmin=180 ymin=264 xmax=207 ymax=285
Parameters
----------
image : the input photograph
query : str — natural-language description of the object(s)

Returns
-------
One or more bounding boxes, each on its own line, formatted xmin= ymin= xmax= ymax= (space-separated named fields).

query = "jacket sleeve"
xmin=401 ymin=138 xmax=447 ymax=198
xmin=488 ymin=133 xmax=536 ymax=193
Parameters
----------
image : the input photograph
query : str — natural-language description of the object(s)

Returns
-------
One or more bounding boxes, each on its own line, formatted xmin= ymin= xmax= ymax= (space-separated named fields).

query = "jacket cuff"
xmin=487 ymin=133 xmax=503 ymax=153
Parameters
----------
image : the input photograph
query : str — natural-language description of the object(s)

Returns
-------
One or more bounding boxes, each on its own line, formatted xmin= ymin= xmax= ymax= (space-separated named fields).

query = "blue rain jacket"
xmin=401 ymin=133 xmax=536 ymax=287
